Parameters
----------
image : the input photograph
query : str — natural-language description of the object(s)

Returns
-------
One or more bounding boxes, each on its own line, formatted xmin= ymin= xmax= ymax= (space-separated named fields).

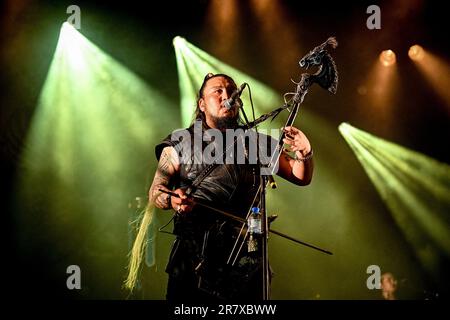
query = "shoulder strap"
xmin=186 ymin=135 xmax=240 ymax=196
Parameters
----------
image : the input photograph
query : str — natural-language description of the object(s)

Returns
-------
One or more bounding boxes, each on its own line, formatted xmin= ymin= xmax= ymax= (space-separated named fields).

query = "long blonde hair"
xmin=124 ymin=203 xmax=154 ymax=292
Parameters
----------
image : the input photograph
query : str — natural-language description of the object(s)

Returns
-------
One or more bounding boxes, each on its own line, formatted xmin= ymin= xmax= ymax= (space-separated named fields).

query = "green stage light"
xmin=23 ymin=22 xmax=175 ymax=196
xmin=16 ymin=23 xmax=176 ymax=297
xmin=339 ymin=122 xmax=450 ymax=280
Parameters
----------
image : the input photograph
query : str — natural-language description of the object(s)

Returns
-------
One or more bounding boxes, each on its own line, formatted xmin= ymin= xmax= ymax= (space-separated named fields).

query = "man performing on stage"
xmin=148 ymin=72 xmax=314 ymax=301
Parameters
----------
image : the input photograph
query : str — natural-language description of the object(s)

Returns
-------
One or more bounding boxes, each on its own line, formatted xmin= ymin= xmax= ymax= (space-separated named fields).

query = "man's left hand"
xmin=282 ymin=126 xmax=311 ymax=157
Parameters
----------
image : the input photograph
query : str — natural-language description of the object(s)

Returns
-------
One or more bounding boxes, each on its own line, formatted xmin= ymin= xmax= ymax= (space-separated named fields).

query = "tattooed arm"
xmin=148 ymin=146 xmax=180 ymax=209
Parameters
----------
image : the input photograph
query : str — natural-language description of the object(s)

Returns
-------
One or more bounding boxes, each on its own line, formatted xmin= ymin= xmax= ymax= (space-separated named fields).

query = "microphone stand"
xmin=246 ymin=36 xmax=339 ymax=300
xmin=260 ymin=174 xmax=270 ymax=299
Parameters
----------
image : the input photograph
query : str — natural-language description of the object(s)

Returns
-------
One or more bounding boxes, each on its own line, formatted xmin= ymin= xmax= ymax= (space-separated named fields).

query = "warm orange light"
xmin=408 ymin=45 xmax=424 ymax=61
xmin=249 ymin=0 xmax=302 ymax=82
xmin=379 ymin=50 xmax=397 ymax=67
xmin=204 ymin=0 xmax=240 ymax=57
xmin=411 ymin=49 xmax=450 ymax=113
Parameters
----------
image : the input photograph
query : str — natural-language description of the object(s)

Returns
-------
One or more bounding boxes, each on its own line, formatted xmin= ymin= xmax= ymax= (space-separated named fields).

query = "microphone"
xmin=224 ymin=83 xmax=247 ymax=109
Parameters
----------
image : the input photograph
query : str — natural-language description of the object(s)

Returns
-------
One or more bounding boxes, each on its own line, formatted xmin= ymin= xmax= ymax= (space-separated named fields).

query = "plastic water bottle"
xmin=248 ymin=207 xmax=261 ymax=253
xmin=248 ymin=207 xmax=262 ymax=234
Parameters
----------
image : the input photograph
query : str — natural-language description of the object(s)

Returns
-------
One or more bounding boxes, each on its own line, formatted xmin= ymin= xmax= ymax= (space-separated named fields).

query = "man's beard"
xmin=210 ymin=114 xmax=239 ymax=131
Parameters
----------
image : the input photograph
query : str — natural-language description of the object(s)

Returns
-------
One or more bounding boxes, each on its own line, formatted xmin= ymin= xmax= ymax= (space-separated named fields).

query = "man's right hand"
xmin=170 ymin=188 xmax=194 ymax=214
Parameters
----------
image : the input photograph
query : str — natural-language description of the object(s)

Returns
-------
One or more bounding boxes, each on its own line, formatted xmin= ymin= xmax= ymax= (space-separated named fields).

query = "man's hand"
xmin=282 ymin=126 xmax=312 ymax=157
xmin=170 ymin=188 xmax=194 ymax=214
xmin=277 ymin=125 xmax=314 ymax=186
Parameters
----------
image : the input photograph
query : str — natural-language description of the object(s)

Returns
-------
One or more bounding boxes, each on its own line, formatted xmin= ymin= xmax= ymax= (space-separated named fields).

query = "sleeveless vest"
xmin=155 ymin=124 xmax=275 ymax=299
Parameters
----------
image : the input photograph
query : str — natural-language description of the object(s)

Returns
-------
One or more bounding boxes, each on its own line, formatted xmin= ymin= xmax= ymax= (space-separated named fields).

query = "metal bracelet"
xmin=295 ymin=149 xmax=313 ymax=162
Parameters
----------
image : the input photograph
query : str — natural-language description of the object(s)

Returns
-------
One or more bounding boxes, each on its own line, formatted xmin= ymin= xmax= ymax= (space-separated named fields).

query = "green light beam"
xmin=339 ymin=122 xmax=450 ymax=280
xmin=17 ymin=23 xmax=177 ymax=289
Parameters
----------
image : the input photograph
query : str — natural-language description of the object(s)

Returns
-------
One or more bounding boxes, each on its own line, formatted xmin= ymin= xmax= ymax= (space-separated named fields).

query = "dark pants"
xmin=166 ymin=259 xmax=265 ymax=302
xmin=166 ymin=226 xmax=266 ymax=301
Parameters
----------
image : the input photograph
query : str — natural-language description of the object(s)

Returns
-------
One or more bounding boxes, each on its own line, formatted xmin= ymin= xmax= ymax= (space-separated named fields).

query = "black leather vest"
xmin=156 ymin=124 xmax=275 ymax=299
xmin=155 ymin=124 xmax=276 ymax=234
